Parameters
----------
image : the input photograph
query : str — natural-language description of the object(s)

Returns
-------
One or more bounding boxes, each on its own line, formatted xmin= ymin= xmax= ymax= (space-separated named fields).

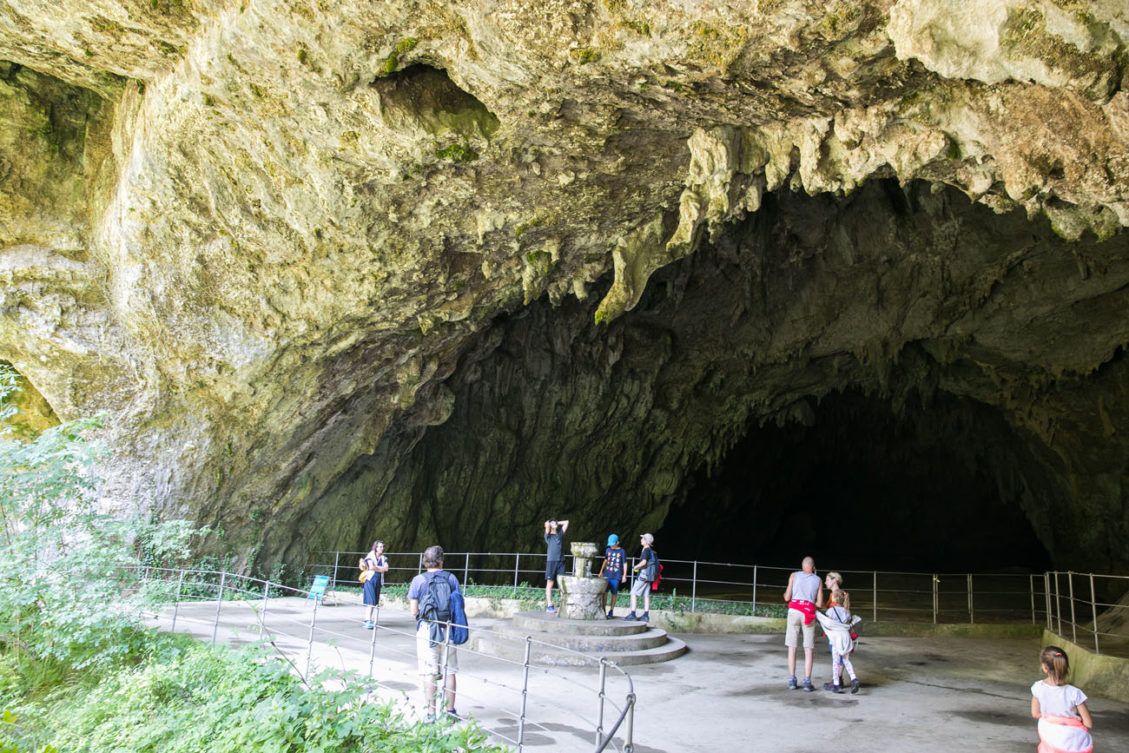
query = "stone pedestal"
xmin=558 ymin=541 xmax=607 ymax=620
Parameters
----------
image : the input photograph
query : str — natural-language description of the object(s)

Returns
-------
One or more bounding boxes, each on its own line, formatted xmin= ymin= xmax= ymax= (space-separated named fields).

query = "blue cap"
xmin=607 ymin=534 xmax=619 ymax=545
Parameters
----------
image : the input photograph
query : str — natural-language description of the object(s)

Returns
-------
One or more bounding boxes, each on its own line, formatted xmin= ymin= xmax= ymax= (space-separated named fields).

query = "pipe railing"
xmin=131 ymin=566 xmax=637 ymax=752
xmin=308 ymin=551 xmax=1055 ymax=625
xmin=1041 ymin=571 xmax=1129 ymax=658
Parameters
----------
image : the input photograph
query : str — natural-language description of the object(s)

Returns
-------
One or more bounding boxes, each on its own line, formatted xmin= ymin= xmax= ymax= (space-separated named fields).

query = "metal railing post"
xmin=211 ymin=571 xmax=227 ymax=645
xmin=440 ymin=620 xmax=455 ymax=714
xmin=1068 ymin=572 xmax=1077 ymax=644
xmin=368 ymin=604 xmax=380 ymax=678
xmin=305 ymin=597 xmax=320 ymax=679
xmin=1030 ymin=574 xmax=1036 ymax=625
xmin=932 ymin=575 xmax=938 ymax=625
xmin=517 ymin=636 xmax=532 ymax=753
xmin=690 ymin=561 xmax=698 ymax=614
xmin=1089 ymin=573 xmax=1099 ymax=655
xmin=259 ymin=581 xmax=270 ymax=639
xmin=1055 ymin=571 xmax=1063 ymax=635
xmin=872 ymin=571 xmax=878 ymax=622
xmin=331 ymin=552 xmax=341 ymax=606
xmin=1044 ymin=572 xmax=1052 ymax=631
xmin=170 ymin=569 xmax=185 ymax=632
xmin=624 ymin=691 xmax=636 ymax=753
xmin=513 ymin=553 xmax=521 ymax=596
xmin=464 ymin=553 xmax=470 ymax=586
xmin=595 ymin=658 xmax=608 ymax=749
xmin=967 ymin=574 xmax=974 ymax=625
xmin=417 ymin=553 xmax=424 ymax=575
xmin=751 ymin=565 xmax=757 ymax=613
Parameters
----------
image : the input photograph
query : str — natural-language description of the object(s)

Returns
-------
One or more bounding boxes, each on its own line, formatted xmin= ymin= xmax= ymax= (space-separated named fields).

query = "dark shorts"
xmin=362 ymin=576 xmax=382 ymax=606
xmin=605 ymin=577 xmax=621 ymax=594
xmin=545 ymin=560 xmax=565 ymax=582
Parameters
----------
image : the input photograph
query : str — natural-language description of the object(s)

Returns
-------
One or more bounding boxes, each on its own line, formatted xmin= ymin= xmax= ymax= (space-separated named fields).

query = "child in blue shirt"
xmin=598 ymin=534 xmax=627 ymax=619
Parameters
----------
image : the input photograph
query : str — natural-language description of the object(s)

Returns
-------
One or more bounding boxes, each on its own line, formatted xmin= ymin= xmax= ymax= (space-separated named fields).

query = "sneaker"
xmin=640 ymin=612 xmax=650 ymax=623
xmin=802 ymin=678 xmax=815 ymax=693
xmin=822 ymin=682 xmax=836 ymax=691
xmin=850 ymin=678 xmax=860 ymax=694
xmin=606 ymin=610 xmax=614 ymax=619
xmin=831 ymin=684 xmax=843 ymax=694
xmin=423 ymin=713 xmax=436 ymax=725
xmin=446 ymin=708 xmax=459 ymax=719
xmin=787 ymin=676 xmax=798 ymax=690
xmin=624 ymin=611 xmax=638 ymax=621
xmin=546 ymin=605 xmax=556 ymax=614
xmin=364 ymin=620 xmax=375 ymax=630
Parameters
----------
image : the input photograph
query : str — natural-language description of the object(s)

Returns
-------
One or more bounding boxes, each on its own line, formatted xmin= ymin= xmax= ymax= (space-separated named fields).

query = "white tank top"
xmin=792 ymin=572 xmax=820 ymax=602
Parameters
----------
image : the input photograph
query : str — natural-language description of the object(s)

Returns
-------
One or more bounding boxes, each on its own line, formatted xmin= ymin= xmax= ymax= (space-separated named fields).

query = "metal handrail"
xmin=131 ymin=565 xmax=637 ymax=752
xmin=1041 ymin=570 xmax=1129 ymax=658
xmin=308 ymin=550 xmax=1077 ymax=626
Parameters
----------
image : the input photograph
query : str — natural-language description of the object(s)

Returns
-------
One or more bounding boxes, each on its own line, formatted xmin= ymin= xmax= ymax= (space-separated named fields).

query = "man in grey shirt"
xmin=543 ymin=518 xmax=569 ymax=613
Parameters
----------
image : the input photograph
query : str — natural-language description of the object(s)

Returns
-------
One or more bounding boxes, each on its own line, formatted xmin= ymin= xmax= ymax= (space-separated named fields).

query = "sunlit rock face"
xmin=1 ymin=2 xmax=1127 ymax=572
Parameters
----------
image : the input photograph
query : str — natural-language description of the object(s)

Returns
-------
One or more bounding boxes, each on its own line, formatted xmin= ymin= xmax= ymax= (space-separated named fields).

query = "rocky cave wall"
xmin=1 ymin=2 xmax=1128 ymax=575
xmin=290 ymin=182 xmax=1129 ymax=574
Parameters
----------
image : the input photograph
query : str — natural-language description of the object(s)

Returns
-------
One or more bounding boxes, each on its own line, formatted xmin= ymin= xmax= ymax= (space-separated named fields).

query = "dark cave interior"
xmin=658 ymin=388 xmax=1054 ymax=573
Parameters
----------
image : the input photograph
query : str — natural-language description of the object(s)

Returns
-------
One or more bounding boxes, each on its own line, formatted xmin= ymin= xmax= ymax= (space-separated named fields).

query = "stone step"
xmin=471 ymin=631 xmax=688 ymax=667
xmin=485 ymin=624 xmax=673 ymax=652
xmin=510 ymin=610 xmax=651 ymax=636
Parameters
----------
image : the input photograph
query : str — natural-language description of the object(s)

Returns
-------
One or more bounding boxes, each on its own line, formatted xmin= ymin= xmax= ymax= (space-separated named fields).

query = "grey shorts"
xmin=630 ymin=577 xmax=650 ymax=597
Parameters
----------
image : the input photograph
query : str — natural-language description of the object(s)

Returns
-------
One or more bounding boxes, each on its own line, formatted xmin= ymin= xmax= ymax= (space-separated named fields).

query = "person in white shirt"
xmin=1030 ymin=645 xmax=1094 ymax=753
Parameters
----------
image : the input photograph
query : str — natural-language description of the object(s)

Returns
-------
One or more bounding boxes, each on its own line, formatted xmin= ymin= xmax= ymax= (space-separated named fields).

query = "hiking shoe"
xmin=850 ymin=678 xmax=860 ymax=694
xmin=802 ymin=678 xmax=815 ymax=693
xmin=787 ymin=676 xmax=798 ymax=690
xmin=831 ymin=684 xmax=843 ymax=694
xmin=624 ymin=611 xmax=638 ymax=621
xmin=640 ymin=612 xmax=650 ymax=623
xmin=822 ymin=682 xmax=836 ymax=691
xmin=545 ymin=605 xmax=556 ymax=614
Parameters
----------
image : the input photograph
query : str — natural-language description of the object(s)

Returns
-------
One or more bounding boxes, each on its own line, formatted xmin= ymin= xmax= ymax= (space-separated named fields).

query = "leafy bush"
xmin=0 ymin=636 xmax=501 ymax=753
xmin=0 ymin=365 xmax=200 ymax=670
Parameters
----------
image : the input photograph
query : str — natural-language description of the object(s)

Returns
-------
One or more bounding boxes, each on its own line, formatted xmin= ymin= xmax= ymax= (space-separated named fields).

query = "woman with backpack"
xmin=624 ymin=533 xmax=657 ymax=622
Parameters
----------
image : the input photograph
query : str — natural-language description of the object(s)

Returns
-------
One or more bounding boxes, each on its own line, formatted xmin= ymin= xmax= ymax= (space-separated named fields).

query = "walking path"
xmin=148 ymin=597 xmax=1129 ymax=752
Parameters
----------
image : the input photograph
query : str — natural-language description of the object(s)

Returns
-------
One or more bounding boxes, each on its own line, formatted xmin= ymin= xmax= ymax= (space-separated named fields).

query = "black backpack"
xmin=419 ymin=571 xmax=454 ymax=645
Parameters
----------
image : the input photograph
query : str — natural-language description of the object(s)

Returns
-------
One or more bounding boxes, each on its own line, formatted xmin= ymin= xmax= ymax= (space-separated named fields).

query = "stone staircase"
xmin=472 ymin=610 xmax=688 ymax=667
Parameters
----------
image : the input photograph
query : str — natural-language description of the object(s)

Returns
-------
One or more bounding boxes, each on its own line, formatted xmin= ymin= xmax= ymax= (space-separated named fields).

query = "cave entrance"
xmin=658 ymin=388 xmax=1052 ymax=574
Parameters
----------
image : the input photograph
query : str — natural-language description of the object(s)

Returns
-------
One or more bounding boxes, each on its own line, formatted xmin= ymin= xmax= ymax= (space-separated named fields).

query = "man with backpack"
xmin=624 ymin=533 xmax=658 ymax=622
xmin=409 ymin=545 xmax=463 ymax=722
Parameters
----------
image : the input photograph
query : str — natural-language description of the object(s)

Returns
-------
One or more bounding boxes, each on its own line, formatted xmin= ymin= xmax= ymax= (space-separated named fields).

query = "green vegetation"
xmin=381 ymin=38 xmax=419 ymax=75
xmin=571 ymin=47 xmax=601 ymax=65
xmin=0 ymin=365 xmax=499 ymax=752
xmin=435 ymin=143 xmax=479 ymax=162
xmin=0 ymin=637 xmax=498 ymax=753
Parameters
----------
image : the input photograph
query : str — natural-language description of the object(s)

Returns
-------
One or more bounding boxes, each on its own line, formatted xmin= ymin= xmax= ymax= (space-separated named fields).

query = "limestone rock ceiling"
xmin=0 ymin=2 xmax=1127 ymax=571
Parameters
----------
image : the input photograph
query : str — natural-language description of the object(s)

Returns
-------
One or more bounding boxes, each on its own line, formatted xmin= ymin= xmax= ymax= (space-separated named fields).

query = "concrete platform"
xmin=147 ymin=597 xmax=1129 ymax=753
xmin=473 ymin=610 xmax=689 ymax=666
